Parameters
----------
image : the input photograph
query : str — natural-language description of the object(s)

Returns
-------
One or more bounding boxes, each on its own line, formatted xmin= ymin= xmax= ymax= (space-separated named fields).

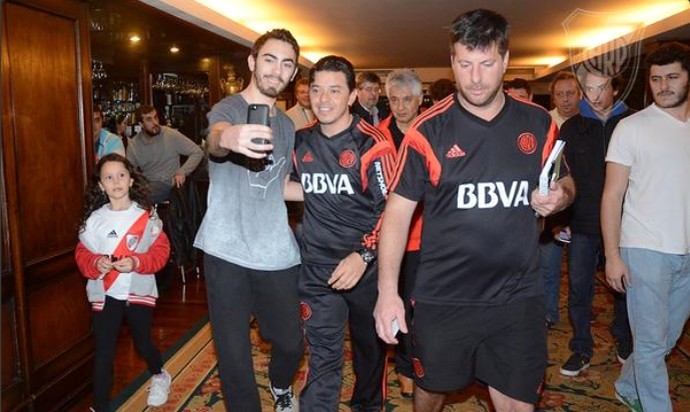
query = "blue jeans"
xmin=540 ymin=241 xmax=564 ymax=323
xmin=615 ymin=248 xmax=690 ymax=412
xmin=567 ymin=233 xmax=630 ymax=357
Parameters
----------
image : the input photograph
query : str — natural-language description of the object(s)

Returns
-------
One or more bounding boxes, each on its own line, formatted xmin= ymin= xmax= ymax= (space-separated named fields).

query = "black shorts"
xmin=411 ymin=297 xmax=547 ymax=404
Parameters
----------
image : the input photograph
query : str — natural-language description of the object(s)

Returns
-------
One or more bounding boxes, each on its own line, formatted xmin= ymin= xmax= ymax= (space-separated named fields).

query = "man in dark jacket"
xmin=559 ymin=69 xmax=634 ymax=377
xmin=350 ymin=71 xmax=389 ymax=126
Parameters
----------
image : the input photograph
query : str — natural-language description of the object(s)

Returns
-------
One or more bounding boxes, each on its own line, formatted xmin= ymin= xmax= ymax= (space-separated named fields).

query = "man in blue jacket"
xmin=559 ymin=68 xmax=634 ymax=377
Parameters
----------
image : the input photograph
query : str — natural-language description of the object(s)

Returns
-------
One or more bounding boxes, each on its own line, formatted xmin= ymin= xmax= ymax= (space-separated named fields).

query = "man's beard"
xmin=144 ymin=125 xmax=161 ymax=137
xmin=255 ymin=72 xmax=283 ymax=98
xmin=458 ymin=83 xmax=502 ymax=108
xmin=656 ymin=82 xmax=689 ymax=109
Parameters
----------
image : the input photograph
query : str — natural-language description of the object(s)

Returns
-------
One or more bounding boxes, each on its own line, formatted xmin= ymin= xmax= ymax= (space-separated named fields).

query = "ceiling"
xmin=142 ymin=0 xmax=690 ymax=80
xmin=90 ymin=0 xmax=251 ymax=78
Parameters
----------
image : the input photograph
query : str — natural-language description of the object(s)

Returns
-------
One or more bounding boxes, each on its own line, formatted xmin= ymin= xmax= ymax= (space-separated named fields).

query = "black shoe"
xmin=616 ymin=340 xmax=632 ymax=364
xmin=559 ymin=353 xmax=591 ymax=376
xmin=270 ymin=385 xmax=296 ymax=412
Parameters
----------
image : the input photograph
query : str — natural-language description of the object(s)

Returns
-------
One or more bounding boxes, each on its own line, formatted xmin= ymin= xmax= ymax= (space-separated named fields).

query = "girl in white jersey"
xmin=75 ymin=153 xmax=171 ymax=411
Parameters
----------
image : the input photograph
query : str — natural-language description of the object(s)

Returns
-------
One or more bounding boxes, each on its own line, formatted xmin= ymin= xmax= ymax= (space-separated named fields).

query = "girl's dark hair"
xmin=107 ymin=114 xmax=127 ymax=135
xmin=78 ymin=153 xmax=152 ymax=232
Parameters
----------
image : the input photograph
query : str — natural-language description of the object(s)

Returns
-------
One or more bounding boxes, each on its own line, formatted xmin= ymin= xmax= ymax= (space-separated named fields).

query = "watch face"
xmin=359 ymin=249 xmax=375 ymax=263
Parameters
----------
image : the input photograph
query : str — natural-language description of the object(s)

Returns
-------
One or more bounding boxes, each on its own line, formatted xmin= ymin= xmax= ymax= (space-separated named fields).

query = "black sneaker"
xmin=559 ymin=353 xmax=590 ymax=376
xmin=616 ymin=340 xmax=632 ymax=364
xmin=270 ymin=385 xmax=297 ymax=412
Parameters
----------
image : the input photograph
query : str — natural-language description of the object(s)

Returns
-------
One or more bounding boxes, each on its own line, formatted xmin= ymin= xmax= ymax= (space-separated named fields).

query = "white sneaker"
xmin=270 ymin=385 xmax=297 ymax=412
xmin=147 ymin=369 xmax=171 ymax=407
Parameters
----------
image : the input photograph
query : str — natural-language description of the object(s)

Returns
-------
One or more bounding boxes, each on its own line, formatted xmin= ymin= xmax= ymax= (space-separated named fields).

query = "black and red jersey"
xmin=391 ymin=94 xmax=561 ymax=306
xmin=293 ymin=116 xmax=396 ymax=265
xmin=378 ymin=115 xmax=424 ymax=252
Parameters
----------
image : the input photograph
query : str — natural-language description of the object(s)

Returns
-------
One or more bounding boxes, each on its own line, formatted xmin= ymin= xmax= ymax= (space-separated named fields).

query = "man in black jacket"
xmin=350 ymin=71 xmax=389 ymax=126
xmin=559 ymin=69 xmax=634 ymax=377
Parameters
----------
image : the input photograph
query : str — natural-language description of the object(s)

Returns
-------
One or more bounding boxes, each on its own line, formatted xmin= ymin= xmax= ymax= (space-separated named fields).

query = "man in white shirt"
xmin=285 ymin=78 xmax=314 ymax=129
xmin=602 ymin=41 xmax=690 ymax=412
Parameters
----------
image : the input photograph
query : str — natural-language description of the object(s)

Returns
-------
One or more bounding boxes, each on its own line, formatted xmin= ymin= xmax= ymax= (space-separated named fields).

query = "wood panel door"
xmin=1 ymin=0 xmax=94 ymax=410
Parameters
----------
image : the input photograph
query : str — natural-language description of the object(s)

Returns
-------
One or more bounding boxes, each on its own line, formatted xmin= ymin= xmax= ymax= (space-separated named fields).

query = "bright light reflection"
xmin=193 ymin=0 xmax=688 ymax=71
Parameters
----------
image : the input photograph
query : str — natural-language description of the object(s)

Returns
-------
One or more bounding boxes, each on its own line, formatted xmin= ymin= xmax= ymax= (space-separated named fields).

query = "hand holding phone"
xmin=247 ymin=104 xmax=271 ymax=148
xmin=391 ymin=319 xmax=400 ymax=336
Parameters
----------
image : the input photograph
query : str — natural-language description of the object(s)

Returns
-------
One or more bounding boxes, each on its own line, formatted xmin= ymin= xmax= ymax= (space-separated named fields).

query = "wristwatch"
xmin=357 ymin=248 xmax=376 ymax=264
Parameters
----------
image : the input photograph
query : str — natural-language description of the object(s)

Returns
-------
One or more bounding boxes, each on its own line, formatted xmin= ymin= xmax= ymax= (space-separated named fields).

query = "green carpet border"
xmin=111 ymin=315 xmax=210 ymax=408
xmin=177 ymin=353 xmax=222 ymax=410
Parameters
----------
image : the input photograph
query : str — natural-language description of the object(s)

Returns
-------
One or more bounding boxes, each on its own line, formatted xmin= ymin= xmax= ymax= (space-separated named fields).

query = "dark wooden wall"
xmin=1 ymin=0 xmax=95 ymax=410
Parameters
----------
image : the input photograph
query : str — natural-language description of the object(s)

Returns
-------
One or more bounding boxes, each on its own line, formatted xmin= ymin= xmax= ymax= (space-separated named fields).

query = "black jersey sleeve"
xmin=389 ymin=126 xmax=440 ymax=202
xmin=359 ymin=135 xmax=396 ymax=250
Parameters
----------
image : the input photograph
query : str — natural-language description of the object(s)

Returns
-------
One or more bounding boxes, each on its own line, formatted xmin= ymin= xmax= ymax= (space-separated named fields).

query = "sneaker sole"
xmin=558 ymin=363 xmax=590 ymax=376
xmin=147 ymin=400 xmax=168 ymax=407
xmin=617 ymin=355 xmax=628 ymax=365
xmin=614 ymin=390 xmax=640 ymax=412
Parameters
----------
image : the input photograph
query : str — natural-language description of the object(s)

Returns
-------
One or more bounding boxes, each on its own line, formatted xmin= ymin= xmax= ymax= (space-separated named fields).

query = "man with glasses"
xmin=351 ymin=71 xmax=389 ymax=126
xmin=558 ymin=68 xmax=634 ymax=377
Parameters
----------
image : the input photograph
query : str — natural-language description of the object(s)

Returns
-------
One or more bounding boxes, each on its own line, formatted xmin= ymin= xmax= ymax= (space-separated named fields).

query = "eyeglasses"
xmin=360 ymin=86 xmax=381 ymax=94
xmin=554 ymin=90 xmax=578 ymax=98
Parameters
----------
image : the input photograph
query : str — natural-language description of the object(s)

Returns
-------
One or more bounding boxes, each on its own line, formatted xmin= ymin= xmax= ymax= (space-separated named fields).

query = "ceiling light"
xmin=170 ymin=46 xmax=180 ymax=53
xmin=511 ymin=56 xmax=567 ymax=68
xmin=129 ymin=35 xmax=141 ymax=43
xmin=301 ymin=51 xmax=328 ymax=64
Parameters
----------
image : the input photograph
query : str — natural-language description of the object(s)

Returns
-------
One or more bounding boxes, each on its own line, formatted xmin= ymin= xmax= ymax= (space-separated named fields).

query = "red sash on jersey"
xmin=103 ymin=211 xmax=150 ymax=291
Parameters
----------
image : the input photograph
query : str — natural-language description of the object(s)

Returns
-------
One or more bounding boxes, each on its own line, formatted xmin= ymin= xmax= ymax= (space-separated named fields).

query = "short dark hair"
xmin=429 ymin=78 xmax=456 ymax=102
xmin=136 ymin=105 xmax=156 ymax=119
xmin=355 ymin=71 xmax=382 ymax=89
xmin=449 ymin=9 xmax=510 ymax=57
xmin=504 ymin=77 xmax=532 ymax=95
xmin=250 ymin=29 xmax=299 ymax=61
xmin=294 ymin=77 xmax=310 ymax=89
xmin=309 ymin=55 xmax=356 ymax=92
xmin=646 ymin=42 xmax=690 ymax=74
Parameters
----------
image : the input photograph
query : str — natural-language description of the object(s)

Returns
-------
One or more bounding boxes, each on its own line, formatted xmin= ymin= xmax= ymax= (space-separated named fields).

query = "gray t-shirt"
xmin=194 ymin=94 xmax=300 ymax=270
xmin=127 ymin=126 xmax=204 ymax=184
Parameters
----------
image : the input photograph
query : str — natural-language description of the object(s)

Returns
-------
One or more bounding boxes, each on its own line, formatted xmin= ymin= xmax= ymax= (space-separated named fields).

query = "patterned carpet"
xmin=123 ymin=273 xmax=690 ymax=411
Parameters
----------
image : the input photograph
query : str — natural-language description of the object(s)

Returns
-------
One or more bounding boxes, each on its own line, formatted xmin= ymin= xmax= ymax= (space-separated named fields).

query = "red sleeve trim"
xmin=541 ymin=119 xmax=559 ymax=167
xmin=132 ymin=231 xmax=171 ymax=274
xmin=75 ymin=242 xmax=102 ymax=279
